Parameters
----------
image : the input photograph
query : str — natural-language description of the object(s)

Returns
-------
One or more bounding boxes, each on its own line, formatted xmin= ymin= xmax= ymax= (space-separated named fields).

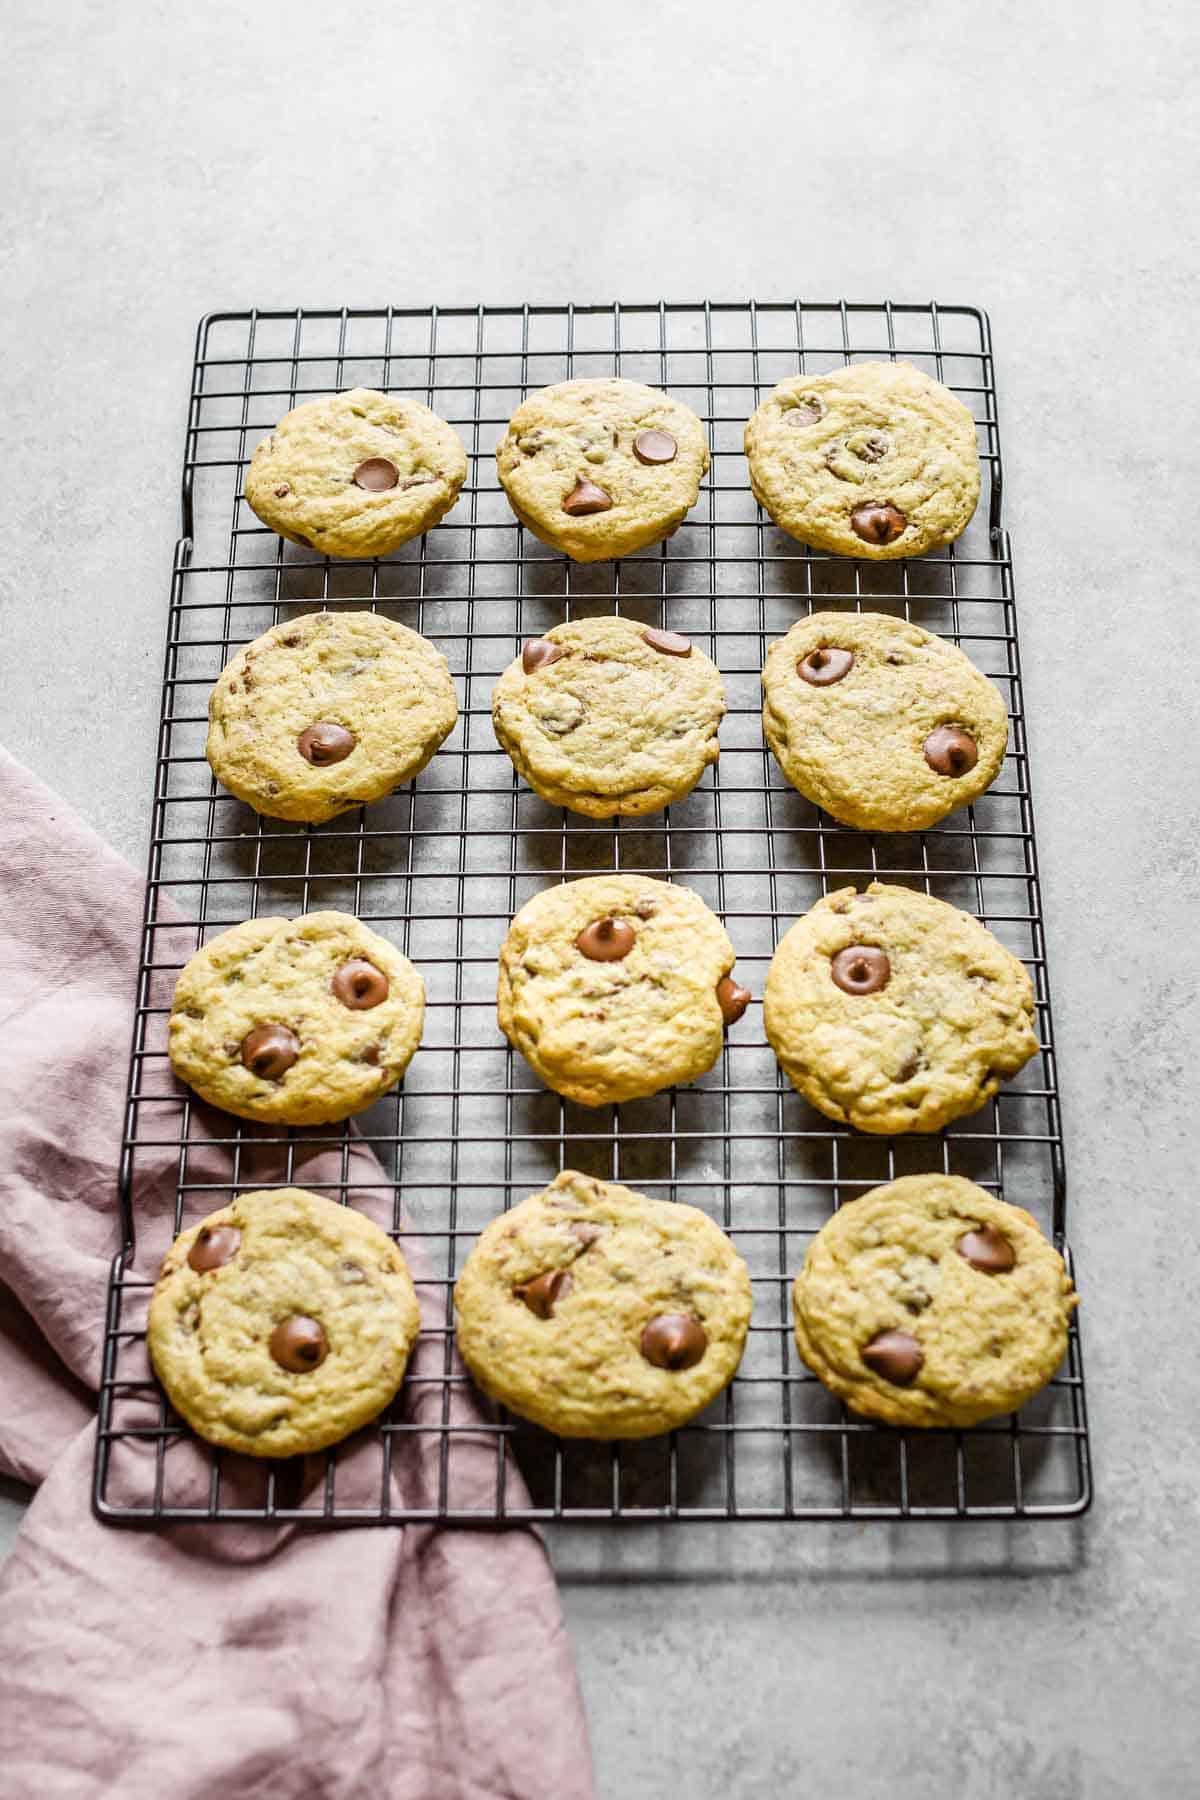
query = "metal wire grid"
xmin=94 ymin=300 xmax=1090 ymax=1524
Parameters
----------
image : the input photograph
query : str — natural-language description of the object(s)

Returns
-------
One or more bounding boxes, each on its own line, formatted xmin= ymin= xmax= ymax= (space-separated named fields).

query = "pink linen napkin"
xmin=0 ymin=746 xmax=594 ymax=1800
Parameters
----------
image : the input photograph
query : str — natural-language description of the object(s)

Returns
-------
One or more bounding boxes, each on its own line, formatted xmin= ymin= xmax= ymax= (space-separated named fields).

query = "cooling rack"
xmin=93 ymin=299 xmax=1090 ymax=1524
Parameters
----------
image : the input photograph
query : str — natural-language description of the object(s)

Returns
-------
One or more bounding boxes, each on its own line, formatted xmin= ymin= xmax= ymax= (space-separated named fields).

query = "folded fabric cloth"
xmin=0 ymin=747 xmax=594 ymax=1800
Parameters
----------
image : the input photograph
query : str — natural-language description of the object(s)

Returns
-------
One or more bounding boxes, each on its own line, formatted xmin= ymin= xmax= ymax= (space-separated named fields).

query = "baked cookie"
xmin=793 ymin=1175 xmax=1076 ymax=1427
xmin=497 ymin=874 xmax=750 ymax=1108
xmin=763 ymin=882 xmax=1037 ymax=1134
xmin=244 ymin=388 xmax=467 ymax=558
xmin=169 ymin=912 xmax=424 ymax=1126
xmin=206 ymin=610 xmax=457 ymax=824
xmin=744 ymin=362 xmax=980 ymax=558
xmin=148 ymin=1187 xmax=421 ymax=1457
xmin=495 ymin=378 xmax=709 ymax=561
xmin=761 ymin=611 xmax=1008 ymax=831
xmin=454 ymin=1170 xmax=752 ymax=1438
xmin=492 ymin=615 xmax=724 ymax=817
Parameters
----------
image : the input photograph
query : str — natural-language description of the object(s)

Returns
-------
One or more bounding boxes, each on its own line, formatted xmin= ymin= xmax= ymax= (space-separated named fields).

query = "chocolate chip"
xmin=569 ymin=1222 xmax=606 ymax=1248
xmin=633 ymin=428 xmax=678 ymax=465
xmin=787 ymin=394 xmax=825 ymax=425
xmin=352 ymin=457 xmax=400 ymax=492
xmin=716 ymin=976 xmax=751 ymax=1024
xmin=850 ymin=502 xmax=907 ymax=546
xmin=849 ymin=431 xmax=890 ymax=463
xmin=522 ymin=637 xmax=567 ymax=674
xmin=516 ymin=1269 xmax=573 ymax=1318
xmin=830 ymin=945 xmax=890 ymax=995
xmin=798 ymin=646 xmax=854 ymax=687
xmin=861 ymin=1329 xmax=923 ymax=1385
xmin=634 ymin=897 xmax=657 ymax=919
xmin=269 ymin=1315 xmax=328 ymax=1372
xmin=297 ymin=722 xmax=356 ymax=766
xmin=956 ymin=1225 xmax=1016 ymax=1274
xmin=923 ymin=725 xmax=979 ymax=777
xmin=331 ymin=958 xmax=389 ymax=1010
xmin=187 ymin=1224 xmax=241 ymax=1273
xmin=240 ymin=1024 xmax=300 ymax=1080
xmin=562 ymin=476 xmax=613 ymax=516
xmin=640 ymin=1314 xmax=708 ymax=1370
xmin=575 ymin=917 xmax=636 ymax=961
xmin=642 ymin=627 xmax=692 ymax=657
xmin=273 ymin=484 xmax=291 ymax=498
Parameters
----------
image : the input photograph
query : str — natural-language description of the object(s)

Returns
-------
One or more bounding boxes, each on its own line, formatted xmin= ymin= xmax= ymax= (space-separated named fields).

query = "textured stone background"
xmin=2 ymin=4 xmax=1197 ymax=1795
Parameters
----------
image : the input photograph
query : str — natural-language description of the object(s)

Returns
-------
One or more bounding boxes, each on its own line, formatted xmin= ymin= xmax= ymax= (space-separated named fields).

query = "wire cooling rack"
xmin=94 ymin=300 xmax=1090 ymax=1524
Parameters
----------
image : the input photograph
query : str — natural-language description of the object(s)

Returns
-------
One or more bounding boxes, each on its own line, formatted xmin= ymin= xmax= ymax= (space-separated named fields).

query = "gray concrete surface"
xmin=2 ymin=3 xmax=1198 ymax=1795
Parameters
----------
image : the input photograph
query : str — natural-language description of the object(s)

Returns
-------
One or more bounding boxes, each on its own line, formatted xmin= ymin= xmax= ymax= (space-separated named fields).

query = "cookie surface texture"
xmin=744 ymin=361 xmax=980 ymax=558
xmin=492 ymin=614 xmax=724 ymax=816
xmin=207 ymin=610 xmax=457 ymax=823
xmin=244 ymin=387 xmax=467 ymax=557
xmin=761 ymin=611 xmax=1008 ymax=830
xmin=497 ymin=875 xmax=740 ymax=1107
xmin=496 ymin=378 xmax=709 ymax=561
xmin=454 ymin=1169 xmax=752 ymax=1437
xmin=793 ymin=1174 xmax=1076 ymax=1427
xmin=169 ymin=911 xmax=424 ymax=1125
xmin=763 ymin=882 xmax=1037 ymax=1133
xmin=148 ymin=1187 xmax=421 ymax=1457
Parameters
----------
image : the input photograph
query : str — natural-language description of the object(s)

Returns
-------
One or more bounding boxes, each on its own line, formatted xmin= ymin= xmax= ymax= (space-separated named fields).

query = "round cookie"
xmin=497 ymin=874 xmax=750 ymax=1108
xmin=744 ymin=362 xmax=980 ymax=559
xmin=148 ymin=1187 xmax=421 ymax=1457
xmin=763 ymin=882 xmax=1037 ymax=1134
xmin=244 ymin=388 xmax=467 ymax=558
xmin=761 ymin=611 xmax=1008 ymax=831
xmin=793 ymin=1175 xmax=1076 ymax=1427
xmin=169 ymin=911 xmax=424 ymax=1126
xmin=492 ymin=615 xmax=725 ymax=817
xmin=495 ymin=378 xmax=709 ymax=562
xmin=454 ymin=1169 xmax=752 ymax=1438
xmin=207 ymin=610 xmax=458 ymax=824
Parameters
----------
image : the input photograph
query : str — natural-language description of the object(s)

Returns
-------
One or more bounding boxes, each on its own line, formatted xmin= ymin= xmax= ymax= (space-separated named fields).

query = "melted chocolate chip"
xmin=861 ymin=1329 xmax=923 ymax=1385
xmin=575 ymin=917 xmax=636 ymax=961
xmin=516 ymin=1269 xmax=573 ymax=1318
xmin=187 ymin=1224 xmax=241 ymax=1273
xmin=633 ymin=428 xmax=678 ymax=465
xmin=297 ymin=722 xmax=356 ymax=766
xmin=787 ymin=395 xmax=825 ymax=425
xmin=923 ymin=725 xmax=979 ymax=777
xmin=331 ymin=958 xmax=389 ymax=1010
xmin=798 ymin=646 xmax=854 ymax=686
xmin=273 ymin=484 xmax=291 ymax=498
xmin=522 ymin=637 xmax=567 ymax=674
xmin=352 ymin=457 xmax=400 ymax=492
xmin=956 ymin=1225 xmax=1016 ymax=1274
xmin=850 ymin=501 xmax=907 ymax=546
xmin=640 ymin=1314 xmax=708 ymax=1370
xmin=716 ymin=976 xmax=751 ymax=1024
xmin=240 ymin=1024 xmax=300 ymax=1080
xmin=642 ymin=627 xmax=692 ymax=657
xmin=562 ymin=476 xmax=613 ymax=516
xmin=830 ymin=946 xmax=891 ymax=995
xmin=269 ymin=1315 xmax=328 ymax=1372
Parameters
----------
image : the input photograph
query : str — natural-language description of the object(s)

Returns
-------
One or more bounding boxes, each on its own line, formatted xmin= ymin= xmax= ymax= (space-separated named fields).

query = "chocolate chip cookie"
xmin=763 ymin=883 xmax=1037 ymax=1134
xmin=207 ymin=610 xmax=458 ymax=824
xmin=496 ymin=378 xmax=709 ymax=561
xmin=148 ymin=1187 xmax=421 ymax=1457
xmin=492 ymin=615 xmax=725 ymax=816
xmin=744 ymin=362 xmax=980 ymax=558
xmin=793 ymin=1175 xmax=1076 ymax=1427
xmin=762 ymin=611 xmax=1008 ymax=830
xmin=454 ymin=1170 xmax=752 ymax=1438
xmin=169 ymin=912 xmax=424 ymax=1126
xmin=497 ymin=874 xmax=750 ymax=1108
xmin=244 ymin=388 xmax=467 ymax=557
